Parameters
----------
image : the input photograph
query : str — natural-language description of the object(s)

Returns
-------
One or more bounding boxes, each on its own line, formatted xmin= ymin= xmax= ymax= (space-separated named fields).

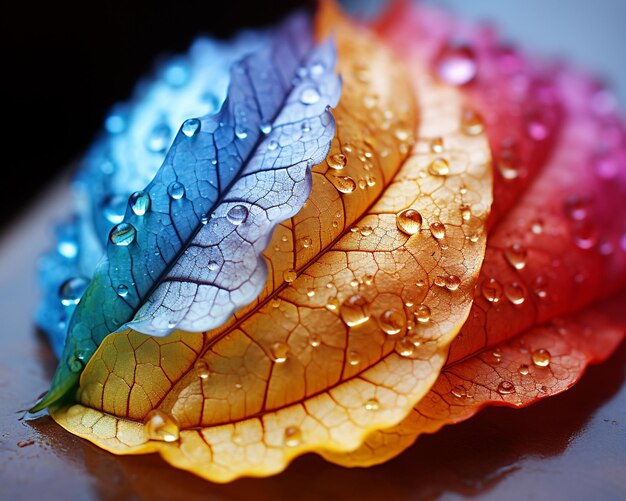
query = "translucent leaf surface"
xmin=50 ymin=3 xmax=492 ymax=482
xmin=34 ymin=13 xmax=341 ymax=411
xmin=323 ymin=65 xmax=626 ymax=467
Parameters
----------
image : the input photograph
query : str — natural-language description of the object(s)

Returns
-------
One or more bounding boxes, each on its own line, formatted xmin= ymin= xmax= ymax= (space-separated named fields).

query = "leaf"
xmin=322 ymin=64 xmax=626 ymax=467
xmin=50 ymin=2 xmax=492 ymax=482
xmin=33 ymin=14 xmax=341 ymax=411
xmin=374 ymin=1 xmax=562 ymax=225
xmin=37 ymin=31 xmax=269 ymax=359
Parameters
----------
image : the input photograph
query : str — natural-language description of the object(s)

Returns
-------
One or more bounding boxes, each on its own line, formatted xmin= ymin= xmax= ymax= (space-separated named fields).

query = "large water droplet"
xmin=235 ymin=126 xmax=248 ymax=140
xmin=195 ymin=359 xmax=210 ymax=379
xmin=146 ymin=123 xmax=171 ymax=152
xmin=497 ymin=381 xmax=515 ymax=395
xmin=129 ymin=191 xmax=151 ymax=216
xmin=227 ymin=205 xmax=248 ymax=225
xmin=59 ymin=277 xmax=89 ymax=306
xmin=167 ymin=182 xmax=185 ymax=200
xmin=504 ymin=243 xmax=527 ymax=270
xmin=414 ymin=304 xmax=431 ymax=323
xmin=181 ymin=118 xmax=200 ymax=137
xmin=379 ymin=309 xmax=405 ymax=336
xmin=481 ymin=278 xmax=503 ymax=303
xmin=504 ymin=281 xmax=526 ymax=305
xmin=328 ymin=153 xmax=347 ymax=170
xmin=532 ymin=348 xmax=551 ymax=367
xmin=428 ymin=158 xmax=450 ymax=177
xmin=109 ymin=223 xmax=136 ymax=246
xmin=445 ymin=275 xmax=461 ymax=291
xmin=284 ymin=426 xmax=301 ymax=447
xmin=144 ymin=410 xmax=180 ymax=442
xmin=333 ymin=175 xmax=357 ymax=194
xmin=271 ymin=342 xmax=289 ymax=363
xmin=300 ymin=87 xmax=320 ymax=104
xmin=340 ymin=294 xmax=370 ymax=327
xmin=396 ymin=209 xmax=423 ymax=236
xmin=435 ymin=44 xmax=477 ymax=86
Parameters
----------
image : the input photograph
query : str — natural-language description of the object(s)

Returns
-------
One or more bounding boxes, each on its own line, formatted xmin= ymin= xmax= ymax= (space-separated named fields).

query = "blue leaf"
xmin=36 ymin=30 xmax=268 ymax=359
xmin=33 ymin=13 xmax=340 ymax=411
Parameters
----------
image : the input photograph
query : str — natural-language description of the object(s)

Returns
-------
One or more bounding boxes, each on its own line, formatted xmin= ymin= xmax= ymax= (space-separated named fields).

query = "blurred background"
xmin=3 ymin=0 xmax=626 ymax=229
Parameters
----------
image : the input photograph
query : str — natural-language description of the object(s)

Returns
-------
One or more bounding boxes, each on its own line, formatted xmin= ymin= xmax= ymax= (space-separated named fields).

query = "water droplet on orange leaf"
xmin=396 ymin=337 xmax=415 ymax=357
xmin=430 ymin=137 xmax=444 ymax=153
xmin=532 ymin=348 xmax=551 ymax=367
xmin=445 ymin=275 xmax=461 ymax=291
xmin=430 ymin=222 xmax=446 ymax=240
xmin=497 ymin=381 xmax=516 ymax=395
xmin=195 ymin=359 xmax=210 ymax=379
xmin=379 ymin=309 xmax=405 ymax=335
xmin=144 ymin=410 xmax=180 ymax=442
xmin=347 ymin=351 xmax=361 ymax=366
xmin=461 ymin=108 xmax=484 ymax=135
xmin=328 ymin=153 xmax=347 ymax=170
xmin=326 ymin=297 xmax=340 ymax=311
xmin=332 ymin=175 xmax=357 ymax=194
xmin=364 ymin=398 xmax=380 ymax=411
xmin=428 ymin=157 xmax=450 ymax=176
xmin=519 ymin=364 xmax=530 ymax=376
xmin=414 ymin=304 xmax=431 ymax=323
xmin=360 ymin=226 xmax=373 ymax=237
xmin=284 ymin=426 xmax=301 ymax=447
xmin=284 ymin=269 xmax=297 ymax=283
xmin=340 ymin=294 xmax=371 ymax=327
xmin=396 ymin=209 xmax=423 ymax=235
xmin=451 ymin=385 xmax=467 ymax=398
xmin=271 ymin=342 xmax=289 ymax=363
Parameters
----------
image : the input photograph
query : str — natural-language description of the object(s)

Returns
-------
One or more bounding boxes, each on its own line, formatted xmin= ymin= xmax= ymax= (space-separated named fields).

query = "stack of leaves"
xmin=32 ymin=0 xmax=626 ymax=482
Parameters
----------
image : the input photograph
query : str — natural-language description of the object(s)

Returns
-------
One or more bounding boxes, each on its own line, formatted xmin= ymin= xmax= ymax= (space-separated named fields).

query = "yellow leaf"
xmin=51 ymin=3 xmax=492 ymax=482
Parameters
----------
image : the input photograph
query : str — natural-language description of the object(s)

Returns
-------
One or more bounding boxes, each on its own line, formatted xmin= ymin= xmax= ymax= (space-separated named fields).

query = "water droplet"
xmin=525 ymin=109 xmax=549 ymax=141
xmin=572 ymin=221 xmax=598 ymax=250
xmin=306 ymin=288 xmax=316 ymax=298
xmin=451 ymin=385 xmax=467 ymax=398
xmin=267 ymin=140 xmax=278 ymax=151
xmin=340 ymin=294 xmax=370 ymax=327
xmin=300 ymin=87 xmax=320 ymax=104
xmin=332 ymin=175 xmax=356 ymax=194
xmin=379 ymin=309 xmax=405 ymax=336
xmin=302 ymin=237 xmax=313 ymax=249
xmin=504 ymin=243 xmax=527 ymax=270
xmin=310 ymin=334 xmax=321 ymax=348
xmin=181 ymin=118 xmax=200 ymax=137
xmin=359 ymin=226 xmax=373 ymax=237
xmin=195 ymin=359 xmax=210 ymax=379
xmin=428 ymin=158 xmax=450 ymax=177
xmin=326 ymin=297 xmax=340 ymax=311
xmin=226 ymin=205 xmax=248 ymax=225
xmin=364 ymin=398 xmax=380 ymax=411
xmin=109 ymin=223 xmax=136 ymax=246
xmin=497 ymin=381 xmax=515 ymax=395
xmin=363 ymin=274 xmax=374 ymax=286
xmin=271 ymin=342 xmax=289 ymax=363
xmin=481 ymin=278 xmax=503 ymax=303
xmin=350 ymin=278 xmax=359 ymax=288
xmin=301 ymin=122 xmax=310 ymax=133
xmin=435 ymin=44 xmax=477 ymax=86
xmin=284 ymin=269 xmax=297 ymax=283
xmin=146 ymin=123 xmax=171 ymax=152
xmin=430 ymin=137 xmax=445 ymax=153
xmin=310 ymin=62 xmax=325 ymax=76
xmin=530 ymin=219 xmax=543 ymax=235
xmin=59 ymin=277 xmax=89 ymax=306
xmin=504 ymin=281 xmax=526 ymax=305
xmin=445 ymin=275 xmax=461 ymax=291
xmin=396 ymin=209 xmax=423 ymax=236
xmin=103 ymin=195 xmax=126 ymax=224
xmin=207 ymin=260 xmax=219 ymax=271
xmin=259 ymin=122 xmax=272 ymax=135
xmin=116 ymin=284 xmax=129 ymax=297
xmin=144 ymin=410 xmax=180 ymax=442
xmin=328 ymin=153 xmax=347 ymax=170
xmin=430 ymin=222 xmax=446 ymax=240
xmin=396 ymin=337 xmax=415 ymax=357
xmin=460 ymin=205 xmax=472 ymax=221
xmin=414 ymin=305 xmax=431 ymax=323
xmin=518 ymin=364 xmax=530 ymax=376
xmin=533 ymin=276 xmax=548 ymax=298
xmin=284 ymin=426 xmax=301 ymax=447
xmin=235 ymin=126 xmax=248 ymax=140
xmin=564 ymin=195 xmax=590 ymax=221
xmin=129 ymin=191 xmax=151 ymax=216
xmin=532 ymin=348 xmax=551 ymax=367
xmin=461 ymin=108 xmax=484 ymax=135
xmin=167 ymin=182 xmax=185 ymax=200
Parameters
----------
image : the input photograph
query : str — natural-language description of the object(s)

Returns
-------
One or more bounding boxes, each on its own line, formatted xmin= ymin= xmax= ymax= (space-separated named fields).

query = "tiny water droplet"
xmin=116 ymin=284 xmax=129 ymax=297
xmin=571 ymin=221 xmax=598 ymax=250
xmin=364 ymin=398 xmax=380 ymax=411
xmin=532 ymin=348 xmax=551 ymax=367
xmin=428 ymin=158 xmax=450 ymax=177
xmin=259 ymin=122 xmax=272 ymax=135
xmin=195 ymin=359 xmax=210 ymax=379
xmin=461 ymin=108 xmax=484 ymax=135
xmin=302 ymin=237 xmax=313 ymax=248
xmin=359 ymin=226 xmax=373 ymax=237
xmin=235 ymin=126 xmax=248 ymax=140
xmin=435 ymin=44 xmax=477 ymax=86
xmin=226 ymin=205 xmax=248 ymax=225
xmin=396 ymin=337 xmax=415 ymax=357
xmin=284 ymin=269 xmax=297 ymax=283
xmin=430 ymin=137 xmax=444 ymax=153
xmin=144 ymin=410 xmax=180 ymax=442
xmin=414 ymin=304 xmax=431 ymax=323
xmin=328 ymin=153 xmax=347 ymax=170
xmin=326 ymin=296 xmax=340 ymax=311
xmin=167 ymin=182 xmax=185 ymax=200
xmin=481 ymin=278 xmax=503 ymax=303
xmin=396 ymin=209 xmax=423 ymax=235
xmin=525 ymin=109 xmax=549 ymax=141
xmin=109 ymin=223 xmax=136 ymax=246
xmin=181 ymin=118 xmax=200 ymax=137
xmin=460 ymin=205 xmax=472 ymax=221
xmin=300 ymin=87 xmax=320 ymax=104
xmin=310 ymin=334 xmax=321 ymax=348
xmin=504 ymin=281 xmax=526 ymax=305
xmin=430 ymin=222 xmax=446 ymax=240
xmin=504 ymin=243 xmax=527 ymax=270
xmin=533 ymin=276 xmax=548 ymax=298
xmin=379 ymin=309 xmax=405 ymax=336
xmin=497 ymin=381 xmax=515 ymax=395
xmin=129 ymin=191 xmax=151 ymax=216
xmin=564 ymin=195 xmax=590 ymax=221
xmin=340 ymin=294 xmax=370 ymax=327
xmin=271 ymin=342 xmax=289 ymax=363
xmin=284 ymin=426 xmax=301 ymax=447
xmin=59 ymin=277 xmax=89 ymax=306
xmin=267 ymin=140 xmax=278 ymax=151
xmin=306 ymin=288 xmax=316 ymax=298
xmin=518 ymin=364 xmax=530 ymax=376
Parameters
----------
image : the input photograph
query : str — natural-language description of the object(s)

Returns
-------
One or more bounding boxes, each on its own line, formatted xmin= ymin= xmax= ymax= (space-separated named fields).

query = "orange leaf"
xmin=322 ymin=64 xmax=626 ymax=467
xmin=50 ymin=3 xmax=493 ymax=482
